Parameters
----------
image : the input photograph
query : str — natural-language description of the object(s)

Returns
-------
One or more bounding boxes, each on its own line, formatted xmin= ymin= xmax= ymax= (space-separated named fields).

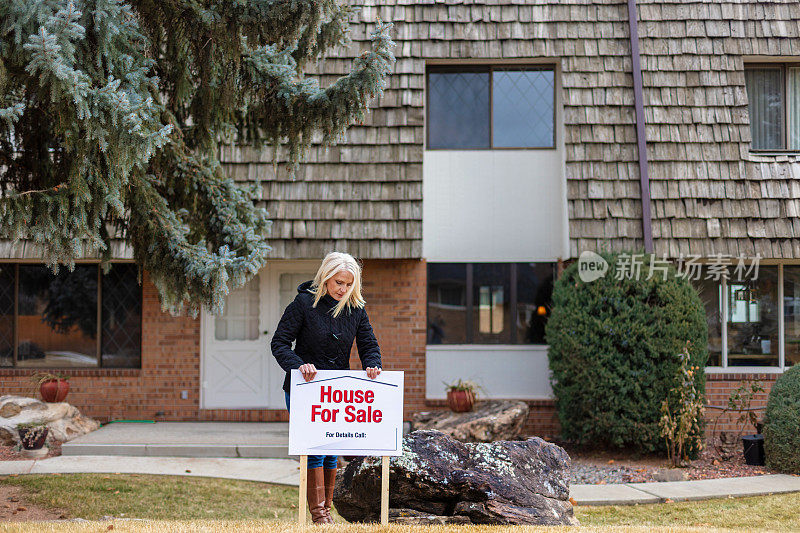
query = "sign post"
xmin=289 ymin=370 xmax=404 ymax=525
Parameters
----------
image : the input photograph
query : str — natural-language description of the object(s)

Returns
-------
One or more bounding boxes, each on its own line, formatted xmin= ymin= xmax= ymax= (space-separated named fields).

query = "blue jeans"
xmin=285 ymin=392 xmax=337 ymax=469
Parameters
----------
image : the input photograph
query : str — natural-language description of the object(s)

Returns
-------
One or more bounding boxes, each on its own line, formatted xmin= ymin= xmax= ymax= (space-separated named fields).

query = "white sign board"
xmin=288 ymin=370 xmax=404 ymax=456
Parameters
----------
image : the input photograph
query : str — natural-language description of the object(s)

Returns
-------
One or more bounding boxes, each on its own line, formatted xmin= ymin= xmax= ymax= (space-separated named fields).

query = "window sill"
xmin=426 ymin=344 xmax=548 ymax=351
xmin=749 ymin=150 xmax=800 ymax=156
xmin=424 ymin=397 xmax=554 ymax=407
xmin=425 ymin=147 xmax=557 ymax=151
xmin=704 ymin=366 xmax=786 ymax=375
xmin=0 ymin=368 xmax=141 ymax=378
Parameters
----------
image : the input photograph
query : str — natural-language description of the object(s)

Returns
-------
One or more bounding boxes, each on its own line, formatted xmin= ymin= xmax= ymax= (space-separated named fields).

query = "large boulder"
xmin=410 ymin=400 xmax=529 ymax=442
xmin=334 ymin=430 xmax=578 ymax=526
xmin=0 ymin=396 xmax=101 ymax=446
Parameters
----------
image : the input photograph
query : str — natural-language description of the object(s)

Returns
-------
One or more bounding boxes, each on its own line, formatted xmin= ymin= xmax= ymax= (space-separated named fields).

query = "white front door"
xmin=201 ymin=274 xmax=269 ymax=409
xmin=201 ymin=261 xmax=318 ymax=409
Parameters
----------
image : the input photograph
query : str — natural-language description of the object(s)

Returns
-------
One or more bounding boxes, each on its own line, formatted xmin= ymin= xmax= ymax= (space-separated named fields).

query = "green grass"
xmin=575 ymin=492 xmax=800 ymax=531
xmin=1 ymin=473 xmax=799 ymax=531
xmin=0 ymin=473 xmax=297 ymax=521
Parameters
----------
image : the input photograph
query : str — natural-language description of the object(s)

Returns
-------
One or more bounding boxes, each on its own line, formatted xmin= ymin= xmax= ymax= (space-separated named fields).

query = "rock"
xmin=0 ymin=402 xmax=22 ymax=418
xmin=0 ymin=396 xmax=100 ymax=446
xmin=653 ymin=469 xmax=688 ymax=482
xmin=334 ymin=430 xmax=578 ymax=526
xmin=409 ymin=400 xmax=529 ymax=442
xmin=390 ymin=509 xmax=472 ymax=525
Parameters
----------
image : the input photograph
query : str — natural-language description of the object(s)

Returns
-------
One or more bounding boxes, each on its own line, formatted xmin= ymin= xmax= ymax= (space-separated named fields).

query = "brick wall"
xmin=0 ymin=260 xmax=428 ymax=423
xmin=0 ymin=270 xmax=202 ymax=422
xmin=704 ymin=372 xmax=778 ymax=439
xmin=0 ymin=260 xmax=784 ymax=442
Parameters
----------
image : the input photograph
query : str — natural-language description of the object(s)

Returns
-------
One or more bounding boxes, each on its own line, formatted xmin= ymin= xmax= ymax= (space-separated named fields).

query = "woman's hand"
xmin=365 ymin=367 xmax=381 ymax=379
xmin=299 ymin=363 xmax=317 ymax=382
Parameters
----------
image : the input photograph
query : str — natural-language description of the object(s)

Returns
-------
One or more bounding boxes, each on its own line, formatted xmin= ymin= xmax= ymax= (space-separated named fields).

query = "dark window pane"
xmin=726 ymin=266 xmax=779 ymax=367
xmin=18 ymin=265 xmax=98 ymax=368
xmin=784 ymin=266 xmax=800 ymax=367
xmin=746 ymin=68 xmax=784 ymax=149
xmin=102 ymin=264 xmax=142 ymax=368
xmin=427 ymin=264 xmax=467 ymax=344
xmin=472 ymin=264 xmax=511 ymax=344
xmin=493 ymin=68 xmax=555 ymax=148
xmin=0 ymin=265 xmax=13 ymax=367
xmin=427 ymin=71 xmax=490 ymax=149
xmin=691 ymin=277 xmax=723 ymax=366
xmin=516 ymin=263 xmax=555 ymax=345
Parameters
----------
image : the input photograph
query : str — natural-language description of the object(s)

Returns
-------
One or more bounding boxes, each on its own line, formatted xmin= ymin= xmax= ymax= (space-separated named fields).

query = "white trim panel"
xmin=425 ymin=345 xmax=553 ymax=400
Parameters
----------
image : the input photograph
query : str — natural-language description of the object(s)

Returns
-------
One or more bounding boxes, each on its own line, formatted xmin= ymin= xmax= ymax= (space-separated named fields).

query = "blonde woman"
xmin=271 ymin=251 xmax=382 ymax=524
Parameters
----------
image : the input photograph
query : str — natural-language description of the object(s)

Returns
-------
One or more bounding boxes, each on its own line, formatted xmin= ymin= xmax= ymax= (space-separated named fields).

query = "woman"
xmin=271 ymin=251 xmax=382 ymax=524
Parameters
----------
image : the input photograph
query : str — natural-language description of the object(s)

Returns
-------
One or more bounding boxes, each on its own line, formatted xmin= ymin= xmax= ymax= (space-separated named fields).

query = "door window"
xmin=215 ymin=275 xmax=260 ymax=340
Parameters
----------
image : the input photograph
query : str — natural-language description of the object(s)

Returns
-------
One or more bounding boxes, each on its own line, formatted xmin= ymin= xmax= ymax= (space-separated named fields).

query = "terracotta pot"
xmin=447 ymin=389 xmax=475 ymax=412
xmin=17 ymin=427 xmax=48 ymax=450
xmin=40 ymin=379 xmax=70 ymax=402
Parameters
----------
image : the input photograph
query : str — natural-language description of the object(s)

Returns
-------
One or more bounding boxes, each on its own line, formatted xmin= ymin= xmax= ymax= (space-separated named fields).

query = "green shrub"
xmin=764 ymin=366 xmax=800 ymax=473
xmin=545 ymin=251 xmax=708 ymax=453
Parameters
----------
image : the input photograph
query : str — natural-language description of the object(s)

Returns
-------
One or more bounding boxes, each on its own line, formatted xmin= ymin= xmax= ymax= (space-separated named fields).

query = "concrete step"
xmin=60 ymin=443 xmax=290 ymax=458
xmin=61 ymin=421 xmax=291 ymax=459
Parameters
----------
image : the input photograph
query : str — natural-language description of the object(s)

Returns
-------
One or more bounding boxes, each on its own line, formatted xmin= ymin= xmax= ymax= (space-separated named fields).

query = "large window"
xmin=694 ymin=265 xmax=800 ymax=369
xmin=427 ymin=263 xmax=555 ymax=345
xmin=745 ymin=64 xmax=800 ymax=150
xmin=0 ymin=263 xmax=141 ymax=368
xmin=427 ymin=66 xmax=555 ymax=149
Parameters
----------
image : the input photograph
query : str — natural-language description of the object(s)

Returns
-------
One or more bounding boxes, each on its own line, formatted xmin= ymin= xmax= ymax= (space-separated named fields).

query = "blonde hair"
xmin=309 ymin=252 xmax=366 ymax=317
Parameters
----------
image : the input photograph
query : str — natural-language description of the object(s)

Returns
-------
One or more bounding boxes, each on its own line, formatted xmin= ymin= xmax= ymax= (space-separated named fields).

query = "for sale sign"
xmin=288 ymin=370 xmax=404 ymax=456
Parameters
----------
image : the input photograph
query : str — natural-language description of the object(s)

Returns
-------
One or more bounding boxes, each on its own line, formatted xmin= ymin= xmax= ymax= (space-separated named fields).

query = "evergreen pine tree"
xmin=0 ymin=0 xmax=394 ymax=315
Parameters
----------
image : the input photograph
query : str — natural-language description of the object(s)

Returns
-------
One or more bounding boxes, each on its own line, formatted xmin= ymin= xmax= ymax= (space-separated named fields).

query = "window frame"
xmin=427 ymin=262 xmax=556 ymax=346
xmin=704 ymin=263 xmax=793 ymax=373
xmin=2 ymin=261 xmax=143 ymax=370
xmin=425 ymin=65 xmax=557 ymax=151
xmin=745 ymin=62 xmax=800 ymax=153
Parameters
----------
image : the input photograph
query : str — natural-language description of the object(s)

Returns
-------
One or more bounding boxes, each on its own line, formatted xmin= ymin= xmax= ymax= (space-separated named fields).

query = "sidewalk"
xmin=1 ymin=455 xmax=798 ymax=506
xmin=570 ymin=474 xmax=800 ymax=505
xmin=60 ymin=422 xmax=289 ymax=458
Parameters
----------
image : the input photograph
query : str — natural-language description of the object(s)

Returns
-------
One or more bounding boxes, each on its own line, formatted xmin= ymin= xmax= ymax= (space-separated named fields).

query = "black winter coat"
xmin=271 ymin=280 xmax=382 ymax=393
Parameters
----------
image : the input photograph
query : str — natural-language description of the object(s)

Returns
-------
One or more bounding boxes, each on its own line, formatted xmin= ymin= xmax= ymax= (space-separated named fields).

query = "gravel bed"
xmin=569 ymin=463 xmax=653 ymax=485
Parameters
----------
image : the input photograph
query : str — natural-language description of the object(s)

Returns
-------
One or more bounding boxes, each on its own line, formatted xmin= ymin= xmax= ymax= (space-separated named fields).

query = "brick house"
xmin=2 ymin=0 xmax=799 ymax=437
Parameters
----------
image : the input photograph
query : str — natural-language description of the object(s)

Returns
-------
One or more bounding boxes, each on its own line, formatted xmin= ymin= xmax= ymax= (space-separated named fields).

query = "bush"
xmin=764 ymin=366 xmax=800 ymax=473
xmin=545 ymin=251 xmax=708 ymax=453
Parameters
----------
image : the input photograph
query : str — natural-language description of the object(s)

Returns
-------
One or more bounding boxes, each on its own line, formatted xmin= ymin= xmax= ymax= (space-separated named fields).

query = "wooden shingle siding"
xmin=11 ymin=1 xmax=800 ymax=260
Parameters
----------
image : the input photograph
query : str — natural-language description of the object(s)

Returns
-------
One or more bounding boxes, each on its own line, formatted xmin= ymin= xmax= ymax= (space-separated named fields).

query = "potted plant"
xmin=444 ymin=379 xmax=480 ymax=413
xmin=30 ymin=371 xmax=70 ymax=403
xmin=16 ymin=422 xmax=49 ymax=459
xmin=727 ymin=380 xmax=766 ymax=466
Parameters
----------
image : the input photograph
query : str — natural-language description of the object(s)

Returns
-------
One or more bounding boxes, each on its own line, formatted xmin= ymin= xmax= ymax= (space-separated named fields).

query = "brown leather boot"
xmin=323 ymin=468 xmax=337 ymax=522
xmin=307 ymin=467 xmax=333 ymax=524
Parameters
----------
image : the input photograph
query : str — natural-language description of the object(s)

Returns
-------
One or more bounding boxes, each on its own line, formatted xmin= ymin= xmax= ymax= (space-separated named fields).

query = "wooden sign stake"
xmin=298 ymin=455 xmax=307 ymax=525
xmin=380 ymin=455 xmax=390 ymax=525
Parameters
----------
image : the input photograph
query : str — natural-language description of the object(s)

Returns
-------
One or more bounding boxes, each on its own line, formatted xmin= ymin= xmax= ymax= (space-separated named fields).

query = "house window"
xmin=0 ymin=263 xmax=142 ymax=368
xmin=744 ymin=64 xmax=800 ymax=150
xmin=782 ymin=266 xmax=800 ymax=367
xmin=725 ymin=269 xmax=779 ymax=367
xmin=694 ymin=265 xmax=786 ymax=369
xmin=426 ymin=66 xmax=555 ymax=149
xmin=427 ymin=263 xmax=556 ymax=345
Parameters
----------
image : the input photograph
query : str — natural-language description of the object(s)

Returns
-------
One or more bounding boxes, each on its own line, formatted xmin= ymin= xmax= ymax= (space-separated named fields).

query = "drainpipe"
xmin=626 ymin=0 xmax=654 ymax=253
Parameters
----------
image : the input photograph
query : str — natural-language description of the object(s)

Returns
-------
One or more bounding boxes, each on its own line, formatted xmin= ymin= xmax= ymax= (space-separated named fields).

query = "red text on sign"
xmin=344 ymin=405 xmax=382 ymax=423
xmin=319 ymin=386 xmax=374 ymax=404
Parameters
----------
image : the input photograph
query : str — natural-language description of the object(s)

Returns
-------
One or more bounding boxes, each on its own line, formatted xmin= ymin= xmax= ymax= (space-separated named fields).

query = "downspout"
xmin=626 ymin=0 xmax=654 ymax=253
